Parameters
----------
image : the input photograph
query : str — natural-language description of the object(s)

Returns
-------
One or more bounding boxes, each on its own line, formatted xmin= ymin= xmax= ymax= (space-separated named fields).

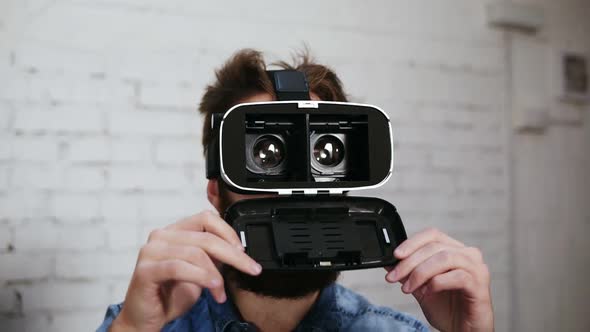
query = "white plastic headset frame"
xmin=218 ymin=100 xmax=394 ymax=195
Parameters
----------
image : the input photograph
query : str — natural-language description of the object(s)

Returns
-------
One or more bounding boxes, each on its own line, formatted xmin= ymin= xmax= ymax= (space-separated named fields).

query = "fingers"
xmin=387 ymin=243 xmax=485 ymax=282
xmin=385 ymin=227 xmax=493 ymax=325
xmin=418 ymin=269 xmax=473 ymax=296
xmin=137 ymin=211 xmax=261 ymax=305
xmin=386 ymin=241 xmax=450 ymax=283
xmin=415 ymin=267 xmax=491 ymax=303
xmin=399 ymin=249 xmax=478 ymax=294
xmin=394 ymin=228 xmax=465 ymax=260
xmin=148 ymin=228 xmax=262 ymax=276
xmin=139 ymin=242 xmax=227 ymax=302
xmin=137 ymin=259 xmax=218 ymax=289
xmin=165 ymin=210 xmax=243 ymax=250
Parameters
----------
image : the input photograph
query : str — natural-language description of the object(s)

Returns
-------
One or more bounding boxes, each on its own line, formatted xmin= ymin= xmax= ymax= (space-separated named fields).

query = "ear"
xmin=207 ymin=179 xmax=221 ymax=211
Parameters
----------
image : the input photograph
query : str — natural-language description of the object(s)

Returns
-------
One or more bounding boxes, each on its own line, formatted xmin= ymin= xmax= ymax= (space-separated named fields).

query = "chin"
xmin=222 ymin=265 xmax=339 ymax=299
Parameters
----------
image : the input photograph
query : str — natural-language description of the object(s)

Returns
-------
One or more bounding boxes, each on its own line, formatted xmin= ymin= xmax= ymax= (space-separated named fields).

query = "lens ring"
xmin=313 ymin=135 xmax=345 ymax=167
xmin=252 ymin=134 xmax=285 ymax=169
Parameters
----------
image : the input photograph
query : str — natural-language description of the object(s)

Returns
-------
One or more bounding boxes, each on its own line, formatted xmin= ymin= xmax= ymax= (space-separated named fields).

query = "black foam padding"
xmin=224 ymin=196 xmax=407 ymax=271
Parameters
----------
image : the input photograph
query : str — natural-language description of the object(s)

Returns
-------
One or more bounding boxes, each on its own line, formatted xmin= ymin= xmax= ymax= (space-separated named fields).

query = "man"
xmin=97 ymin=49 xmax=494 ymax=332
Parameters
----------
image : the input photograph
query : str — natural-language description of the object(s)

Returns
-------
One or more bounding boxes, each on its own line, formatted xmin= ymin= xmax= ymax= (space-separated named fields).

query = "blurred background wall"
xmin=0 ymin=0 xmax=588 ymax=331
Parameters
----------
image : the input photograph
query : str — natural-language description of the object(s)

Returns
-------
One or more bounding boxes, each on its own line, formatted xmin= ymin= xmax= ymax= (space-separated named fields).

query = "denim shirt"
xmin=96 ymin=283 xmax=429 ymax=332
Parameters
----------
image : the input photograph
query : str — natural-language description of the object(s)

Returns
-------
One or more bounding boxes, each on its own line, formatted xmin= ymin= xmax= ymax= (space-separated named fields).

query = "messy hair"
xmin=197 ymin=49 xmax=348 ymax=155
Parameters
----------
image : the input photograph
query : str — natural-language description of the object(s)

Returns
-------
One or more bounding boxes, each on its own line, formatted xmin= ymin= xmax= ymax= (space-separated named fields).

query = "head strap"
xmin=266 ymin=70 xmax=311 ymax=101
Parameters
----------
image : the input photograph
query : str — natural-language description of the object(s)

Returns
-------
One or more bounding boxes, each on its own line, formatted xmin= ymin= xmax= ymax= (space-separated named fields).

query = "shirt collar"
xmin=203 ymin=289 xmax=244 ymax=332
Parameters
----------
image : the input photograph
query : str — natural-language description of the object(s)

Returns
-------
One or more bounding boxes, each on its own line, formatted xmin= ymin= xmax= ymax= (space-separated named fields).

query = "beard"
xmin=222 ymin=265 xmax=339 ymax=299
xmin=218 ymin=182 xmax=340 ymax=299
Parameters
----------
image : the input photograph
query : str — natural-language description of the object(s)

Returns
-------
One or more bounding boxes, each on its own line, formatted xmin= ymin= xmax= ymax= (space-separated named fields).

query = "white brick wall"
xmin=18 ymin=281 xmax=112 ymax=312
xmin=13 ymin=107 xmax=104 ymax=134
xmin=0 ymin=0 xmax=587 ymax=331
xmin=0 ymin=253 xmax=54 ymax=280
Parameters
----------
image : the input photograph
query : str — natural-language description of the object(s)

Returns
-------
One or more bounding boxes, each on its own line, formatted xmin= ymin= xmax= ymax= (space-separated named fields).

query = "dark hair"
xmin=197 ymin=48 xmax=348 ymax=155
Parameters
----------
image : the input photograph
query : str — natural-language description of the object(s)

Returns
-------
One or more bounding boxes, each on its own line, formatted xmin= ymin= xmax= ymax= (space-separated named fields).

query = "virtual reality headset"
xmin=205 ymin=70 xmax=407 ymax=271
xmin=206 ymin=100 xmax=393 ymax=194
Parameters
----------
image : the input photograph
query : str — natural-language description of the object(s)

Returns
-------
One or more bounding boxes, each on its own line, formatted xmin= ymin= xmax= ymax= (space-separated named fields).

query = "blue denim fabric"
xmin=96 ymin=283 xmax=429 ymax=331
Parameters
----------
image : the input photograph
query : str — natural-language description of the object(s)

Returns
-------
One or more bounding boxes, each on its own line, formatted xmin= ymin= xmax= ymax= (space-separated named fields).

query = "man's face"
xmin=214 ymin=92 xmax=340 ymax=299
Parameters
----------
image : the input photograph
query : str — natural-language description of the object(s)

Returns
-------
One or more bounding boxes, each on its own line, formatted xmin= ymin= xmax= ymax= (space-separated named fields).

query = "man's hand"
xmin=385 ymin=228 xmax=494 ymax=332
xmin=109 ymin=210 xmax=262 ymax=332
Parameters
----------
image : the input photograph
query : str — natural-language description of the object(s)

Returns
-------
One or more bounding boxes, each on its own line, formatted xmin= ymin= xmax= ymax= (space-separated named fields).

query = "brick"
xmin=139 ymin=83 xmax=200 ymax=109
xmin=397 ymin=171 xmax=456 ymax=194
xmin=2 ymin=312 xmax=103 ymax=332
xmin=451 ymin=192 xmax=506 ymax=212
xmin=395 ymin=124 xmax=502 ymax=148
xmin=0 ymin=312 xmax=67 ymax=332
xmin=0 ymin=253 xmax=53 ymax=280
xmin=433 ymin=212 xmax=508 ymax=234
xmin=14 ymin=223 xmax=59 ymax=251
xmin=0 ymin=69 xmax=30 ymax=101
xmin=430 ymin=148 xmax=485 ymax=170
xmin=65 ymin=137 xmax=109 ymax=162
xmin=0 ymin=226 xmax=12 ymax=251
xmin=14 ymin=223 xmax=104 ymax=251
xmin=11 ymin=166 xmax=62 ymax=190
xmin=101 ymin=193 xmax=141 ymax=221
xmin=389 ymin=66 xmax=503 ymax=107
xmin=108 ymin=110 xmax=201 ymax=137
xmin=50 ymin=194 xmax=100 ymax=221
xmin=48 ymin=312 xmax=108 ymax=332
xmin=0 ymin=288 xmax=18 ymax=312
xmin=379 ymin=100 xmax=417 ymax=125
xmin=328 ymin=39 xmax=501 ymax=80
xmin=0 ymin=317 xmax=25 ymax=332
xmin=375 ymin=192 xmax=507 ymax=234
xmin=13 ymin=106 xmax=103 ymax=134
xmin=0 ymin=191 xmax=50 ymax=219
xmin=10 ymin=137 xmax=59 ymax=162
xmin=389 ymin=40 xmax=502 ymax=73
xmin=335 ymin=62 xmax=396 ymax=101
xmin=18 ymin=281 xmax=111 ymax=312
xmin=108 ymin=167 xmax=187 ymax=191
xmin=154 ymin=138 xmax=202 ymax=165
xmin=0 ymin=136 xmax=10 ymax=160
xmin=110 ymin=139 xmax=151 ymax=163
xmin=416 ymin=104 xmax=499 ymax=127
xmin=105 ymin=223 xmax=139 ymax=250
xmin=0 ymin=166 xmax=9 ymax=189
xmin=112 ymin=51 xmax=202 ymax=83
xmin=56 ymin=226 xmax=106 ymax=250
xmin=28 ymin=74 xmax=133 ymax=105
xmin=0 ymin=101 xmax=13 ymax=131
xmin=454 ymin=172 xmax=506 ymax=193
xmin=63 ymin=167 xmax=106 ymax=190
xmin=55 ymin=251 xmax=136 ymax=279
xmin=0 ymin=47 xmax=10 ymax=65
xmin=392 ymin=144 xmax=430 ymax=169
xmin=14 ymin=43 xmax=106 ymax=75
xmin=141 ymin=193 xmax=211 ymax=221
